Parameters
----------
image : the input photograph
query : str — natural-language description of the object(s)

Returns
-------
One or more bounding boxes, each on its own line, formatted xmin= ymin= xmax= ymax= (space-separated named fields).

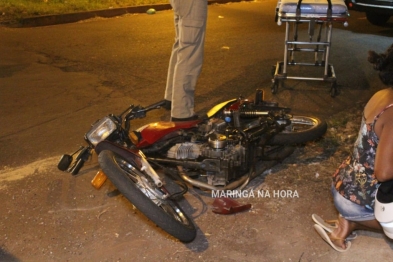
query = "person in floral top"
xmin=313 ymin=44 xmax=393 ymax=252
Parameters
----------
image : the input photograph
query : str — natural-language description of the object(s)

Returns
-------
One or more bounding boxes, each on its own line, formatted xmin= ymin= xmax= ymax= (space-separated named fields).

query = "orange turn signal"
xmin=129 ymin=131 xmax=140 ymax=145
xmin=91 ymin=170 xmax=107 ymax=189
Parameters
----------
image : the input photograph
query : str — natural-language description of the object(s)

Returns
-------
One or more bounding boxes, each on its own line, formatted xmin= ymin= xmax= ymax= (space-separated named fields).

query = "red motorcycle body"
xmin=135 ymin=120 xmax=201 ymax=148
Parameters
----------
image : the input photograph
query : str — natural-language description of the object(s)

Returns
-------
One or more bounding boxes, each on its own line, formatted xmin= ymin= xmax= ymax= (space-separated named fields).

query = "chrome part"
xmin=115 ymin=155 xmax=167 ymax=201
xmin=86 ymin=117 xmax=117 ymax=146
xmin=166 ymin=142 xmax=201 ymax=159
xmin=283 ymin=116 xmax=318 ymax=133
xmin=208 ymin=133 xmax=227 ymax=149
xmin=138 ymin=151 xmax=163 ymax=187
xmin=177 ymin=166 xmax=250 ymax=191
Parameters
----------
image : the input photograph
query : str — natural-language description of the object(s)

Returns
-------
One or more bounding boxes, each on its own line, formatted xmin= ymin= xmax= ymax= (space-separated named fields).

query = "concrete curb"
xmin=7 ymin=0 xmax=250 ymax=28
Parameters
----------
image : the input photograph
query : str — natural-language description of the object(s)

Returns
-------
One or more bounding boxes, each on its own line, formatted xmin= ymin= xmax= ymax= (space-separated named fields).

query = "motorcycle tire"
xmin=267 ymin=115 xmax=327 ymax=145
xmin=98 ymin=150 xmax=197 ymax=242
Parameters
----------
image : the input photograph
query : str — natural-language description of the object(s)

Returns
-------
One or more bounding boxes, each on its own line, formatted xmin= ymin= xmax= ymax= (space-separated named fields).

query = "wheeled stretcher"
xmin=272 ymin=0 xmax=349 ymax=97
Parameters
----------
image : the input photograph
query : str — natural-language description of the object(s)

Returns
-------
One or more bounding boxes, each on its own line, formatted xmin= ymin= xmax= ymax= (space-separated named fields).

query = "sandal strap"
xmin=325 ymin=219 xmax=339 ymax=225
xmin=329 ymin=233 xmax=346 ymax=242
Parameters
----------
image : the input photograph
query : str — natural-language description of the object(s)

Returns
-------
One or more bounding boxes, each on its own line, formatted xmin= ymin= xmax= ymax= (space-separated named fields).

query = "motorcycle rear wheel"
xmin=267 ymin=115 xmax=327 ymax=145
xmin=98 ymin=150 xmax=197 ymax=242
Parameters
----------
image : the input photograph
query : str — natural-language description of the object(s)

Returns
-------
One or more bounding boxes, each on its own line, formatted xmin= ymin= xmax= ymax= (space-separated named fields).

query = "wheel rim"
xmin=160 ymin=201 xmax=191 ymax=226
xmin=282 ymin=116 xmax=319 ymax=133
xmin=113 ymin=155 xmax=192 ymax=226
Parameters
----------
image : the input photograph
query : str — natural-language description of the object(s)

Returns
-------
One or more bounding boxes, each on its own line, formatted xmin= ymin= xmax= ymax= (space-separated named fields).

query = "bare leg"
xmin=330 ymin=216 xmax=383 ymax=249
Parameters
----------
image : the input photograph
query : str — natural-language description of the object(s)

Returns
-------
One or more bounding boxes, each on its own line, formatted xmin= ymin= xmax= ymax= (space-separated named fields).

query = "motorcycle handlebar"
xmin=70 ymin=158 xmax=85 ymax=175
xmin=124 ymin=100 xmax=168 ymax=131
xmin=143 ymin=100 xmax=167 ymax=112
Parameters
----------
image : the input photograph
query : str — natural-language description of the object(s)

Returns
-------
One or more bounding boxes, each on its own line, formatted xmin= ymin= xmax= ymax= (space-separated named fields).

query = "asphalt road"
xmin=1 ymin=1 xmax=393 ymax=261
xmin=1 ymin=0 xmax=393 ymax=169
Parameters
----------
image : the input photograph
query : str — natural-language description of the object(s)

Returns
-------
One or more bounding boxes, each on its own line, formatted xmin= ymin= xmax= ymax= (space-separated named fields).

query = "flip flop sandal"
xmin=313 ymin=224 xmax=351 ymax=252
xmin=312 ymin=214 xmax=357 ymax=240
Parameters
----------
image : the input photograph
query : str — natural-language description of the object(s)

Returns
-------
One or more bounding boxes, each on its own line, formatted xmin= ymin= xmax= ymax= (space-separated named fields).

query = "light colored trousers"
xmin=164 ymin=0 xmax=208 ymax=118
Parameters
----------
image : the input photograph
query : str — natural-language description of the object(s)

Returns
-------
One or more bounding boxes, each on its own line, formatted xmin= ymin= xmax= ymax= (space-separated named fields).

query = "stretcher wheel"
xmin=271 ymin=64 xmax=283 ymax=77
xmin=271 ymin=80 xmax=279 ymax=94
xmin=330 ymin=82 xmax=338 ymax=97
xmin=271 ymin=65 xmax=276 ymax=77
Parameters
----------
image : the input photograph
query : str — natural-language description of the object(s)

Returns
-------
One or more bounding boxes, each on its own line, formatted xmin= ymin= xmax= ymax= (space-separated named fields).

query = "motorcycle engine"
xmin=166 ymin=119 xmax=247 ymax=186
xmin=166 ymin=134 xmax=244 ymax=160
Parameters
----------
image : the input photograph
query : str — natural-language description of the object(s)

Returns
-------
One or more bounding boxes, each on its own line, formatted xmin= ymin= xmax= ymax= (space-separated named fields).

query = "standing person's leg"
xmin=168 ymin=0 xmax=207 ymax=119
xmin=164 ymin=1 xmax=180 ymax=104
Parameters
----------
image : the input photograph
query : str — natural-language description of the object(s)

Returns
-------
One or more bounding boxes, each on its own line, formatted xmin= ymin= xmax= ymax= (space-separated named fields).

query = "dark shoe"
xmin=160 ymin=114 xmax=171 ymax=121
xmin=161 ymin=100 xmax=171 ymax=110
xmin=171 ymin=115 xmax=199 ymax=122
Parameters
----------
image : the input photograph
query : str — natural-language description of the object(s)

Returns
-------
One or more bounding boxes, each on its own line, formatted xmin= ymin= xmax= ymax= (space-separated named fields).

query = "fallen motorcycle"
xmin=57 ymin=89 xmax=327 ymax=242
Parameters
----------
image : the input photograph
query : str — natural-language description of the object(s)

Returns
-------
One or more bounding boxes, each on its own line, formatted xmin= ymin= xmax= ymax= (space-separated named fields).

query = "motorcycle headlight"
xmin=86 ymin=116 xmax=117 ymax=146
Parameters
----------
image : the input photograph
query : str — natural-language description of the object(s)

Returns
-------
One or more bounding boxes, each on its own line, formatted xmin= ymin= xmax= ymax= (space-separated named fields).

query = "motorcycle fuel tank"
xmin=133 ymin=120 xmax=200 ymax=148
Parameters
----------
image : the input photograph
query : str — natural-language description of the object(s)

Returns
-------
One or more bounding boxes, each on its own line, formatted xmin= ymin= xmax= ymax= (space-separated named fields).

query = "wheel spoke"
xmin=284 ymin=116 xmax=318 ymax=133
xmin=113 ymin=154 xmax=191 ymax=225
xmin=98 ymin=150 xmax=196 ymax=242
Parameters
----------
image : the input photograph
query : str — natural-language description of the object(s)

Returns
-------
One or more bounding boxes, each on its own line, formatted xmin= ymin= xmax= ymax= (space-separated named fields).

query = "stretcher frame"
xmin=272 ymin=0 xmax=348 ymax=97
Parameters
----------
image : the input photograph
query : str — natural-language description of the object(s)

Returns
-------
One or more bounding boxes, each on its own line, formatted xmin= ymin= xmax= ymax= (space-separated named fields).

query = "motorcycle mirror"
xmin=57 ymin=154 xmax=73 ymax=171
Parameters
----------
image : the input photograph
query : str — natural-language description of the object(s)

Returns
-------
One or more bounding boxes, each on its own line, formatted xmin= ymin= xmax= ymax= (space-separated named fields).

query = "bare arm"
xmin=374 ymin=109 xmax=393 ymax=182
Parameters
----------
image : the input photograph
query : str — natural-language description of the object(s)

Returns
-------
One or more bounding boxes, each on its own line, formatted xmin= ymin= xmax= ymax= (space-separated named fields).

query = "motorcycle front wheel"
xmin=267 ymin=115 xmax=327 ymax=145
xmin=98 ymin=150 xmax=196 ymax=242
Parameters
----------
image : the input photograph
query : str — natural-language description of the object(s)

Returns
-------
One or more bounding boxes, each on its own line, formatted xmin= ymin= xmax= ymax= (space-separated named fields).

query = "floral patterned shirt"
xmin=332 ymin=104 xmax=393 ymax=210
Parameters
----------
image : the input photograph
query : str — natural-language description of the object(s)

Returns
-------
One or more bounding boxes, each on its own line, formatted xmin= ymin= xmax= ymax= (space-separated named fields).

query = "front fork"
xmin=93 ymin=141 xmax=165 ymax=191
